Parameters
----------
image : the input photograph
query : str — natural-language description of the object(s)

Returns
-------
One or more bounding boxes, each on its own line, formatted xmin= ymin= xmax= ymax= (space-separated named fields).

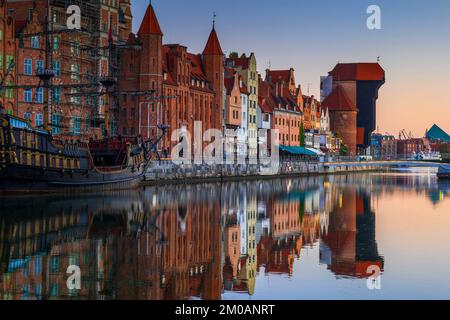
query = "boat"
xmin=0 ymin=114 xmax=148 ymax=193
xmin=418 ymin=151 xmax=442 ymax=161
xmin=437 ymin=165 xmax=450 ymax=180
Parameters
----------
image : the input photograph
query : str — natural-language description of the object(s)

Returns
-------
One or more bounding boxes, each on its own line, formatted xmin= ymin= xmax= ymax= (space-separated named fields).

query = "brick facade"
xmin=119 ymin=4 xmax=224 ymax=154
xmin=0 ymin=0 xmax=16 ymax=115
xmin=6 ymin=0 xmax=131 ymax=140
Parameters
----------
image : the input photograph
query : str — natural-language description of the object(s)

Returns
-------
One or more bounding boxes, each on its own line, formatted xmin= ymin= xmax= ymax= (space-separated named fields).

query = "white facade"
xmin=237 ymin=92 xmax=249 ymax=156
xmin=320 ymin=108 xmax=330 ymax=132
xmin=257 ymin=105 xmax=271 ymax=130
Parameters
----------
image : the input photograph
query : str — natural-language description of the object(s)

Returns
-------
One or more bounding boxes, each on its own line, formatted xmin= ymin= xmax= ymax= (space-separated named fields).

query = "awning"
xmin=306 ymin=147 xmax=326 ymax=156
xmin=278 ymin=145 xmax=318 ymax=157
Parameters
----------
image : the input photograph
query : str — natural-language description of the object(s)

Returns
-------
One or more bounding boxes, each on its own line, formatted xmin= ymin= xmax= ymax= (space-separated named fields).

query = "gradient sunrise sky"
xmin=131 ymin=0 xmax=450 ymax=137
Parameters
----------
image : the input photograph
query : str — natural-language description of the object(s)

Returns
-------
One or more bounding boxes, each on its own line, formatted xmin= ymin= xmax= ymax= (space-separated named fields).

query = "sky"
xmin=131 ymin=0 xmax=450 ymax=138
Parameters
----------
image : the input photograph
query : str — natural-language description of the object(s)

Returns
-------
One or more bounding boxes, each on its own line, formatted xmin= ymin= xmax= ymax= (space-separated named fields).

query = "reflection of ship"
xmin=0 ymin=114 xmax=147 ymax=193
xmin=0 ymin=187 xmax=222 ymax=300
xmin=320 ymin=189 xmax=384 ymax=278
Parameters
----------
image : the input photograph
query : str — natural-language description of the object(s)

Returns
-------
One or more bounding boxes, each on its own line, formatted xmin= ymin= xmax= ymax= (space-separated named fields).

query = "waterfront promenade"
xmin=143 ymin=159 xmax=442 ymax=184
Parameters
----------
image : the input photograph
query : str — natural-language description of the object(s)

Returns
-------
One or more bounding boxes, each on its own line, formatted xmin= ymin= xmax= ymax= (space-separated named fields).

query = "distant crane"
xmin=399 ymin=129 xmax=413 ymax=140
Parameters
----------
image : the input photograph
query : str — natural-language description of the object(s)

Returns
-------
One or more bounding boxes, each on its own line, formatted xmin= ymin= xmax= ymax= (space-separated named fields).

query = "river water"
xmin=1 ymin=170 xmax=449 ymax=300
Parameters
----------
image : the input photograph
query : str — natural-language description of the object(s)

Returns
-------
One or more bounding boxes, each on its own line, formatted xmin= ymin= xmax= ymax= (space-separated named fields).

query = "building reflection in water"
xmin=1 ymin=174 xmax=448 ymax=300
xmin=0 ymin=187 xmax=222 ymax=300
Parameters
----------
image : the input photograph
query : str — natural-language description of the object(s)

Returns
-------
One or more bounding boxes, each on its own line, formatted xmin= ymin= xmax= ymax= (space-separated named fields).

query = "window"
xmin=71 ymin=64 xmax=80 ymax=80
xmin=52 ymin=114 xmax=61 ymax=134
xmin=36 ymin=87 xmax=44 ymax=103
xmin=70 ymin=88 xmax=81 ymax=104
xmin=53 ymin=11 xmax=61 ymax=25
xmin=50 ymin=284 xmax=59 ymax=298
xmin=31 ymin=36 xmax=40 ymax=49
xmin=36 ymin=60 xmax=44 ymax=74
xmin=53 ymin=60 xmax=61 ymax=77
xmin=35 ymin=113 xmax=43 ymax=127
xmin=6 ymin=55 xmax=14 ymax=68
xmin=52 ymin=87 xmax=60 ymax=103
xmin=85 ymin=117 xmax=90 ymax=133
xmin=71 ymin=117 xmax=81 ymax=135
xmin=24 ymin=59 xmax=33 ymax=75
xmin=6 ymin=80 xmax=14 ymax=99
xmin=71 ymin=42 xmax=80 ymax=55
xmin=53 ymin=36 xmax=60 ymax=50
xmin=24 ymin=89 xmax=33 ymax=102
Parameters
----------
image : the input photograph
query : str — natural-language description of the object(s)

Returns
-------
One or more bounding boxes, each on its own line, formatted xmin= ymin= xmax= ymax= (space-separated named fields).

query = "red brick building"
xmin=119 ymin=3 xmax=163 ymax=139
xmin=322 ymin=63 xmax=385 ymax=155
xmin=322 ymin=85 xmax=358 ymax=155
xmin=397 ymin=138 xmax=426 ymax=158
xmin=120 ymin=3 xmax=224 ymax=153
xmin=258 ymin=69 xmax=303 ymax=147
xmin=0 ymin=0 xmax=16 ymax=115
xmin=6 ymin=0 xmax=132 ymax=140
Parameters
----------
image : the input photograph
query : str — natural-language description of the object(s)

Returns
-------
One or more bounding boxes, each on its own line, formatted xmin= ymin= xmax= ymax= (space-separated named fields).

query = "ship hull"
xmin=0 ymin=163 xmax=145 ymax=194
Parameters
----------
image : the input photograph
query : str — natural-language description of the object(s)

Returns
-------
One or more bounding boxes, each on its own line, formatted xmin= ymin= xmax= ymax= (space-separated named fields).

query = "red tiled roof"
xmin=162 ymin=45 xmax=214 ymax=92
xmin=267 ymin=70 xmax=291 ymax=84
xmin=161 ymin=46 xmax=178 ymax=86
xmin=240 ymin=83 xmax=249 ymax=95
xmin=138 ymin=4 xmax=163 ymax=36
xmin=202 ymin=28 xmax=223 ymax=55
xmin=258 ymin=80 xmax=301 ymax=114
xmin=188 ymin=53 xmax=207 ymax=80
xmin=329 ymin=63 xmax=385 ymax=81
xmin=322 ymin=85 xmax=356 ymax=111
xmin=259 ymin=97 xmax=273 ymax=114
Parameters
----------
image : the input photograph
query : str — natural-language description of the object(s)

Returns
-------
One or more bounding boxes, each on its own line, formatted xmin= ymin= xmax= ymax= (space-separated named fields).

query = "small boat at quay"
xmin=437 ymin=165 xmax=450 ymax=180
xmin=0 ymin=114 xmax=148 ymax=194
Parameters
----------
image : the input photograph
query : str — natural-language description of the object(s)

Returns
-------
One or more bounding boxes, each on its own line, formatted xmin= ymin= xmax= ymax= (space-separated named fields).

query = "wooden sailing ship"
xmin=0 ymin=113 xmax=147 ymax=192
xmin=0 ymin=2 xmax=172 ymax=193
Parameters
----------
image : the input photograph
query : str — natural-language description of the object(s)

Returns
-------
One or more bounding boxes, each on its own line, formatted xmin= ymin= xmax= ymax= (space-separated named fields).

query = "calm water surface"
xmin=1 ymin=171 xmax=449 ymax=300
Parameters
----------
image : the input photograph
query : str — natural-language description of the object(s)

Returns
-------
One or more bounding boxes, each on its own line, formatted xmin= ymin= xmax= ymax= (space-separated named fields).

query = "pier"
xmin=144 ymin=159 xmax=443 ymax=184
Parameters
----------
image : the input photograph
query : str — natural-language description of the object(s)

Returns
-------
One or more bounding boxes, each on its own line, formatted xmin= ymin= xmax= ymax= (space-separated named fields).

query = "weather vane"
xmin=213 ymin=12 xmax=217 ymax=29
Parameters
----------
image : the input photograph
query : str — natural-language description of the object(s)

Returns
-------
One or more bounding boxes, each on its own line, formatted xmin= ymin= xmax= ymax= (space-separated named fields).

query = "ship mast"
xmin=41 ymin=0 xmax=54 ymax=130
xmin=1 ymin=1 xmax=175 ymax=151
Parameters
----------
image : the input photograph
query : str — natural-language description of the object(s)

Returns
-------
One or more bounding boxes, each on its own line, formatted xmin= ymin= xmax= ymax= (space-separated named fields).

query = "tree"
xmin=340 ymin=143 xmax=349 ymax=156
xmin=229 ymin=52 xmax=239 ymax=59
xmin=299 ymin=122 xmax=306 ymax=147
